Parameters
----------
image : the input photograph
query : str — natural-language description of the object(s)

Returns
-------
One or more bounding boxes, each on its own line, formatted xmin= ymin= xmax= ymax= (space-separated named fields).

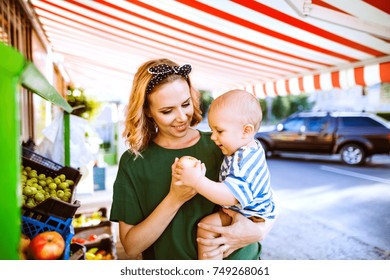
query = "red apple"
xmin=178 ymin=156 xmax=198 ymax=168
xmin=28 ymin=231 xmax=65 ymax=260
xmin=19 ymin=234 xmax=31 ymax=260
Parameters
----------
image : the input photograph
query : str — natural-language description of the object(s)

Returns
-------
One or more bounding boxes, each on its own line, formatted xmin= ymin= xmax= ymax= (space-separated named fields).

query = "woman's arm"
xmin=119 ymin=159 xmax=196 ymax=259
xmin=173 ymin=159 xmax=238 ymax=206
xmin=196 ymin=208 xmax=276 ymax=258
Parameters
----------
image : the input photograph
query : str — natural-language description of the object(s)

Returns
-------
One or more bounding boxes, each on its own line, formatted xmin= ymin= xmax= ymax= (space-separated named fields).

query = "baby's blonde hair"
xmin=209 ymin=89 xmax=262 ymax=131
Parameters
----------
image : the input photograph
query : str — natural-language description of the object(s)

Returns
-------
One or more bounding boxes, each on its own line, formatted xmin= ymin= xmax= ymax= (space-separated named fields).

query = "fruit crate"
xmin=22 ymin=147 xmax=82 ymax=189
xmin=21 ymin=207 xmax=74 ymax=260
xmin=69 ymin=243 xmax=86 ymax=260
xmin=85 ymin=237 xmax=118 ymax=260
xmin=22 ymin=147 xmax=63 ymax=170
xmin=72 ymin=223 xmax=114 ymax=246
xmin=22 ymin=156 xmax=82 ymax=219
xmin=73 ymin=207 xmax=111 ymax=233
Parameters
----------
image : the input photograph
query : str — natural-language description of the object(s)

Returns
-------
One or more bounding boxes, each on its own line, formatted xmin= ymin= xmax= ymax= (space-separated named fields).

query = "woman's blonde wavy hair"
xmin=123 ymin=58 xmax=202 ymax=158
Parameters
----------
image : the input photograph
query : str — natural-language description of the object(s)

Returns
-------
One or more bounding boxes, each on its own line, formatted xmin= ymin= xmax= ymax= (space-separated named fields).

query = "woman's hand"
xmin=170 ymin=158 xmax=197 ymax=203
xmin=196 ymin=208 xmax=275 ymax=258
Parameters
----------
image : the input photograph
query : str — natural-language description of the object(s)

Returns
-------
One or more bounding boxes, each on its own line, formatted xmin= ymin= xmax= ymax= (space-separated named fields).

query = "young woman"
xmin=110 ymin=58 xmax=275 ymax=259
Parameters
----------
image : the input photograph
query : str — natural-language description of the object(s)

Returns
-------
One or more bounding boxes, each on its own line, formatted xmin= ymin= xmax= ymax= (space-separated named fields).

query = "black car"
xmin=256 ymin=111 xmax=390 ymax=165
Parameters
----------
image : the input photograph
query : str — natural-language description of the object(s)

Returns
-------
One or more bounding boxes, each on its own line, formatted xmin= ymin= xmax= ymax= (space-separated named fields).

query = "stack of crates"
xmin=21 ymin=148 xmax=82 ymax=259
xmin=72 ymin=207 xmax=117 ymax=260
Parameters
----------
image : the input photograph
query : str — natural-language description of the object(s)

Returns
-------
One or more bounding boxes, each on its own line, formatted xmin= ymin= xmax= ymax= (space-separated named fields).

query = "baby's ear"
xmin=242 ymin=124 xmax=255 ymax=138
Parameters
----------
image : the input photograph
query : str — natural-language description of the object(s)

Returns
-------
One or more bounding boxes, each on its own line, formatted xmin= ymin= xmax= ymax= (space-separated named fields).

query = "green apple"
xmin=35 ymin=192 xmax=45 ymax=202
xmin=23 ymin=186 xmax=33 ymax=197
xmin=48 ymin=183 xmax=57 ymax=190
xmin=56 ymin=190 xmax=65 ymax=199
xmin=59 ymin=174 xmax=66 ymax=182
xmin=58 ymin=182 xmax=69 ymax=190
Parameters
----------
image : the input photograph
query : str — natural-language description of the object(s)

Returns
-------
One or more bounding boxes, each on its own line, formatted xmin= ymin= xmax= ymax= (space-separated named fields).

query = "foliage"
xmin=287 ymin=95 xmax=313 ymax=116
xmin=271 ymin=96 xmax=291 ymax=120
xmin=259 ymin=98 xmax=267 ymax=122
xmin=376 ymin=112 xmax=390 ymax=121
xmin=271 ymin=94 xmax=314 ymax=121
xmin=66 ymin=86 xmax=101 ymax=120
xmin=199 ymin=89 xmax=214 ymax=117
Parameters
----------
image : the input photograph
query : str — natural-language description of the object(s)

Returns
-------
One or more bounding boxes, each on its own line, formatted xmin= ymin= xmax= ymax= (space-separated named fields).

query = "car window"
xmin=340 ymin=117 xmax=384 ymax=128
xmin=283 ymin=118 xmax=305 ymax=131
xmin=306 ymin=117 xmax=328 ymax=132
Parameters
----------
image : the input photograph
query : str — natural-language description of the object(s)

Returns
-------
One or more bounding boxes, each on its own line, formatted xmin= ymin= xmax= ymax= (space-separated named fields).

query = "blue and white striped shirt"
xmin=220 ymin=139 xmax=276 ymax=219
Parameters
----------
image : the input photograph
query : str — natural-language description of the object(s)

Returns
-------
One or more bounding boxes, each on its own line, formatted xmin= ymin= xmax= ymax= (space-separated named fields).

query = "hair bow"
xmin=146 ymin=64 xmax=192 ymax=94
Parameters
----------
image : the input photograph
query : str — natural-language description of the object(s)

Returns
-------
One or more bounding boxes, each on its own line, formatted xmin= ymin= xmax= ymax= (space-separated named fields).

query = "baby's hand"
xmin=173 ymin=156 xmax=204 ymax=188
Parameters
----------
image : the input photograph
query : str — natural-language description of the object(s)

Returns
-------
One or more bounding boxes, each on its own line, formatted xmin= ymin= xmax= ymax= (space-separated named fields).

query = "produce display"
xmin=85 ymin=246 xmax=115 ymax=260
xmin=21 ymin=164 xmax=74 ymax=208
xmin=72 ymin=233 xmax=111 ymax=245
xmin=72 ymin=209 xmax=107 ymax=228
xmin=71 ymin=208 xmax=117 ymax=260
xmin=19 ymin=154 xmax=117 ymax=261
xmin=20 ymin=157 xmax=78 ymax=260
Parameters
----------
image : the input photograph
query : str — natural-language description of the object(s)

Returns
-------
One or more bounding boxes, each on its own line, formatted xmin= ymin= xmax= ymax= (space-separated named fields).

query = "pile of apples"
xmin=21 ymin=165 xmax=74 ymax=208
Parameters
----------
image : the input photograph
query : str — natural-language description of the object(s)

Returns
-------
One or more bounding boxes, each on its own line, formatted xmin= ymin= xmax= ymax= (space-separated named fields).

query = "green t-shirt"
xmin=110 ymin=130 xmax=261 ymax=260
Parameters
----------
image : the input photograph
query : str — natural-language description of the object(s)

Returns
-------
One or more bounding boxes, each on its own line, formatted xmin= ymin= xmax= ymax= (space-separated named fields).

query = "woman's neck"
xmin=153 ymin=128 xmax=200 ymax=149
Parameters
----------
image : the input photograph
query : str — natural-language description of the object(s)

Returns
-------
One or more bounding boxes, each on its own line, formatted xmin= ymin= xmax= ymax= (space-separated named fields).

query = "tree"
xmin=199 ymin=89 xmax=214 ymax=117
xmin=271 ymin=96 xmax=290 ymax=120
xmin=287 ymin=95 xmax=313 ymax=116
xmin=259 ymin=98 xmax=267 ymax=122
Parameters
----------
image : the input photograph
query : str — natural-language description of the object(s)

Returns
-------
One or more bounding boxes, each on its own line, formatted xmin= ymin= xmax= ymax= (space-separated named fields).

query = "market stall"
xmin=0 ymin=42 xmax=117 ymax=260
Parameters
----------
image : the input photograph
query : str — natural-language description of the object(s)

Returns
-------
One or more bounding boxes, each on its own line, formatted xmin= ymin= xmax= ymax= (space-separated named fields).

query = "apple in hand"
xmin=28 ymin=231 xmax=65 ymax=260
xmin=178 ymin=156 xmax=198 ymax=168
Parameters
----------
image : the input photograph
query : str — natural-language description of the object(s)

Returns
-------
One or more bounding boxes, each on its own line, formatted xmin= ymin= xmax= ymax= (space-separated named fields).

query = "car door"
xmin=301 ymin=116 xmax=334 ymax=153
xmin=270 ymin=117 xmax=307 ymax=151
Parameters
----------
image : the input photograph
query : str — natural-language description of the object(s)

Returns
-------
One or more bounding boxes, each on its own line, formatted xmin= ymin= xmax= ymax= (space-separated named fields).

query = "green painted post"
xmin=0 ymin=43 xmax=25 ymax=260
xmin=64 ymin=111 xmax=71 ymax=166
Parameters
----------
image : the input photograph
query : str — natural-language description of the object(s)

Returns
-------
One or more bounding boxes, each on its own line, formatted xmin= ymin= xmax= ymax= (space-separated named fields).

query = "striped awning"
xmin=252 ymin=61 xmax=390 ymax=96
xmin=28 ymin=0 xmax=390 ymax=101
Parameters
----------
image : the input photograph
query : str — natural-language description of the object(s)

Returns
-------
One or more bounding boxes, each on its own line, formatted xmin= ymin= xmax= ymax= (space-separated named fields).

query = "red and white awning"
xmin=28 ymin=0 xmax=390 ymax=102
xmin=250 ymin=61 xmax=390 ymax=97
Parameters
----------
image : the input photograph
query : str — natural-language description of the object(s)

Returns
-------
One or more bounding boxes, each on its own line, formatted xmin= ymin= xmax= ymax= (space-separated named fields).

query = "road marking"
xmin=320 ymin=166 xmax=390 ymax=184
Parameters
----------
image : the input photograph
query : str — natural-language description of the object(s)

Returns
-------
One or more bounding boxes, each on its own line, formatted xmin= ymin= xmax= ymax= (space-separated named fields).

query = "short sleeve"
xmin=223 ymin=151 xmax=253 ymax=208
xmin=109 ymin=153 xmax=144 ymax=225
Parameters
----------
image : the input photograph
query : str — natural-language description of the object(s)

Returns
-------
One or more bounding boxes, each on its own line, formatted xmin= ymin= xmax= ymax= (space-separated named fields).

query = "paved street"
xmin=76 ymin=154 xmax=390 ymax=260
xmin=261 ymin=154 xmax=390 ymax=260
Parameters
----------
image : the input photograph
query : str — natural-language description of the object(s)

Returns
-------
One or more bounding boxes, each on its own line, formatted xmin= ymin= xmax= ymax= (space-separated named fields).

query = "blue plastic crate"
xmin=21 ymin=213 xmax=74 ymax=260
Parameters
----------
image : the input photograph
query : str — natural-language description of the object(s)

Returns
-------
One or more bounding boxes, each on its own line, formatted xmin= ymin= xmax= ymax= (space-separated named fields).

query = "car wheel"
xmin=340 ymin=143 xmax=366 ymax=165
xmin=259 ymin=140 xmax=271 ymax=157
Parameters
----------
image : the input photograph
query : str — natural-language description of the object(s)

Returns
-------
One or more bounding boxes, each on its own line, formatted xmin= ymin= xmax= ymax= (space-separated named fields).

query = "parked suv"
xmin=256 ymin=111 xmax=390 ymax=165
